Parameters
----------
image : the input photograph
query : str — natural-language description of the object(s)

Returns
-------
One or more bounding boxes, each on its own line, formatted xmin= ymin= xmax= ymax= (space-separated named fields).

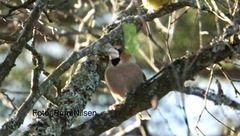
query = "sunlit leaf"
xmin=122 ymin=23 xmax=138 ymax=54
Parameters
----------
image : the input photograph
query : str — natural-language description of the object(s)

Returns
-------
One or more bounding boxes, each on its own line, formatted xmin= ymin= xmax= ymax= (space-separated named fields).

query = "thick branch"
xmin=22 ymin=56 xmax=105 ymax=135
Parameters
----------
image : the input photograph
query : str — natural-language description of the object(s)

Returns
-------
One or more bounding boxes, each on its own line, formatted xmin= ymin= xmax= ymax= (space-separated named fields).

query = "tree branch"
xmin=0 ymin=0 xmax=48 ymax=135
xmin=181 ymin=86 xmax=240 ymax=110
xmin=0 ymin=0 xmax=46 ymax=87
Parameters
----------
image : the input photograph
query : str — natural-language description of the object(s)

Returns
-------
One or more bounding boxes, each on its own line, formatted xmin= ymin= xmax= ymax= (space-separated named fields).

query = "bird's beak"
xmin=108 ymin=48 xmax=120 ymax=59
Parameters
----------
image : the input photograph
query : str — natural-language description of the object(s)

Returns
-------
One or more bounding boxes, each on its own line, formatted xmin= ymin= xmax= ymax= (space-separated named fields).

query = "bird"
xmin=142 ymin=0 xmax=170 ymax=11
xmin=105 ymin=47 xmax=151 ymax=120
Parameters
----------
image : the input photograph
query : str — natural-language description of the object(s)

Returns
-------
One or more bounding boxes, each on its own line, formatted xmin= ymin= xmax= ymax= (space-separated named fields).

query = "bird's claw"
xmin=108 ymin=103 xmax=119 ymax=110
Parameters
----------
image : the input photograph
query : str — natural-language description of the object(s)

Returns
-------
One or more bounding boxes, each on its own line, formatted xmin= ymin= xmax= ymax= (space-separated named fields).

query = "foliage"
xmin=122 ymin=22 xmax=138 ymax=54
xmin=0 ymin=0 xmax=239 ymax=136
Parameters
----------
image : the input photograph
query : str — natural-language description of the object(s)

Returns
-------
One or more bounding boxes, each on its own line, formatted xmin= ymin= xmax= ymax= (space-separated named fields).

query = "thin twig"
xmin=195 ymin=67 xmax=214 ymax=135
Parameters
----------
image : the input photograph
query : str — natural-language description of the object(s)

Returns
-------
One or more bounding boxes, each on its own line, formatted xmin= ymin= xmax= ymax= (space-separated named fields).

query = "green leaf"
xmin=122 ymin=23 xmax=138 ymax=54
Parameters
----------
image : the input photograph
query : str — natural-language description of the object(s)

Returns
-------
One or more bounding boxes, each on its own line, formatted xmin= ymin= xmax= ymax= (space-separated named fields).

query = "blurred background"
xmin=0 ymin=0 xmax=240 ymax=135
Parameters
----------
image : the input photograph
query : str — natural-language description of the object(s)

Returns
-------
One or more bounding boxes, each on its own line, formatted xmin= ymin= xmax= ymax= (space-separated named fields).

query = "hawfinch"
xmin=105 ymin=47 xmax=151 ymax=120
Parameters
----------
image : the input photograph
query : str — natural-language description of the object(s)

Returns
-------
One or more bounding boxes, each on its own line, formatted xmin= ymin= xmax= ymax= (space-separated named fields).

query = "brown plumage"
xmin=105 ymin=47 xmax=151 ymax=119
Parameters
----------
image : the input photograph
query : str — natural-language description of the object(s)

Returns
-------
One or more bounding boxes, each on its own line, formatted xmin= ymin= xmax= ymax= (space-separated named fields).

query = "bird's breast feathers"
xmin=105 ymin=63 xmax=144 ymax=93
